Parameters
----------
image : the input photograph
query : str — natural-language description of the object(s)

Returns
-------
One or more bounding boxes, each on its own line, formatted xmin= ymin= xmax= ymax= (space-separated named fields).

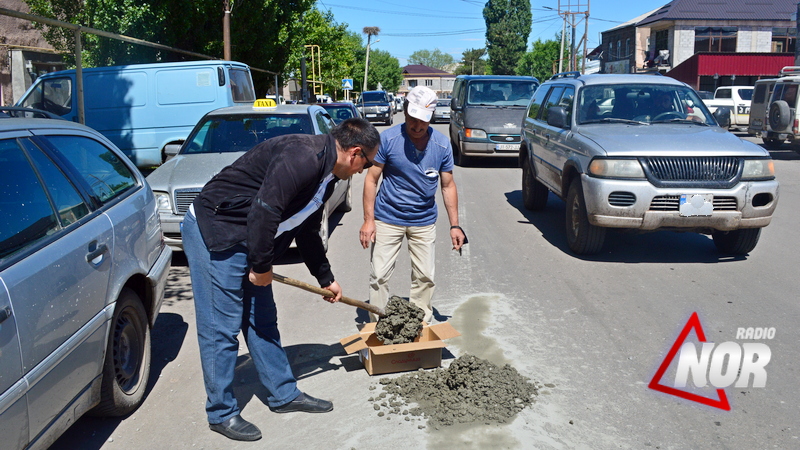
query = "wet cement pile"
xmin=374 ymin=296 xmax=425 ymax=345
xmin=369 ymin=354 xmax=538 ymax=429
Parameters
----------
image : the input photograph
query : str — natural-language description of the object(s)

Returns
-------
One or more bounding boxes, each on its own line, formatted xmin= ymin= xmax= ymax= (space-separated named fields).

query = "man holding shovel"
xmin=183 ymin=118 xmax=379 ymax=441
xmin=360 ymin=86 xmax=467 ymax=324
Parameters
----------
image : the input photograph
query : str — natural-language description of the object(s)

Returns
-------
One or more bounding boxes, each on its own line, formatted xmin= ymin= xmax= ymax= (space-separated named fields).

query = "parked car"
xmin=752 ymin=66 xmax=800 ymax=152
xmin=320 ymin=102 xmax=363 ymax=124
xmin=696 ymin=90 xmax=714 ymax=99
xmin=449 ymin=75 xmax=540 ymax=166
xmin=356 ymin=90 xmax=394 ymax=126
xmin=432 ymin=98 xmax=452 ymax=123
xmin=15 ymin=60 xmax=256 ymax=168
xmin=0 ymin=112 xmax=172 ymax=449
xmin=748 ymin=78 xmax=779 ymax=145
xmin=519 ymin=72 xmax=778 ymax=255
xmin=146 ymin=101 xmax=351 ymax=252
xmin=702 ymin=85 xmax=753 ymax=131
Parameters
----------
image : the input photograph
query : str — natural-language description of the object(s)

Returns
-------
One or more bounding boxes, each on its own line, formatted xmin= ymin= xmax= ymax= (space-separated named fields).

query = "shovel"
xmin=272 ymin=273 xmax=386 ymax=318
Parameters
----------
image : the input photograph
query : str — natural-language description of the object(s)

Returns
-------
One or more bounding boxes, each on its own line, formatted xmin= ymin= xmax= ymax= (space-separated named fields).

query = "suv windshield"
xmin=361 ymin=92 xmax=387 ymax=103
xmin=577 ymin=84 xmax=715 ymax=125
xmin=467 ymin=80 xmax=537 ymax=107
xmin=182 ymin=114 xmax=313 ymax=154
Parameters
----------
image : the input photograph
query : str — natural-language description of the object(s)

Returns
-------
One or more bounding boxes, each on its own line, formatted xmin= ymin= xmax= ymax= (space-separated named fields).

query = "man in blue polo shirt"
xmin=360 ymin=86 xmax=467 ymax=322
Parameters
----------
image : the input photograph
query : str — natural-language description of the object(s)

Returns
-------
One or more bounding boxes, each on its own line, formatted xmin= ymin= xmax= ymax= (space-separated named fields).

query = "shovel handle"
xmin=272 ymin=273 xmax=386 ymax=317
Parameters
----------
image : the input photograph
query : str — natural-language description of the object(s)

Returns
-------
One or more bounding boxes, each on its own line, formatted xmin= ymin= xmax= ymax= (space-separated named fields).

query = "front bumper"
xmin=461 ymin=137 xmax=521 ymax=157
xmin=581 ymin=174 xmax=779 ymax=231
xmin=159 ymin=212 xmax=184 ymax=251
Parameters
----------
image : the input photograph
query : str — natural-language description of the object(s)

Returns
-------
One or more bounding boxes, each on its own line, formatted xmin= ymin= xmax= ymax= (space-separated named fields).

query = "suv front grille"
xmin=641 ymin=156 xmax=740 ymax=188
xmin=174 ymin=188 xmax=203 ymax=214
xmin=649 ymin=195 xmax=739 ymax=211
xmin=488 ymin=134 xmax=521 ymax=143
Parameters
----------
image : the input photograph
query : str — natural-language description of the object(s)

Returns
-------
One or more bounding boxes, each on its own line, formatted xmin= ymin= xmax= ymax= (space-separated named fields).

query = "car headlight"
xmin=741 ymin=159 xmax=775 ymax=180
xmin=154 ymin=191 xmax=172 ymax=212
xmin=379 ymin=106 xmax=389 ymax=112
xmin=465 ymin=128 xmax=487 ymax=139
xmin=589 ymin=158 xmax=645 ymax=178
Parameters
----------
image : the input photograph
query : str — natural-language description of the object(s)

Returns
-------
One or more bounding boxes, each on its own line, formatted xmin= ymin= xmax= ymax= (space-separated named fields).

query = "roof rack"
xmin=549 ymin=71 xmax=581 ymax=80
xmin=780 ymin=66 xmax=800 ymax=76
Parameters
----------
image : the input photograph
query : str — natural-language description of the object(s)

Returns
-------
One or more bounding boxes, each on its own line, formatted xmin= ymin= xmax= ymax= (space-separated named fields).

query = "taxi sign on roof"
xmin=253 ymin=98 xmax=277 ymax=108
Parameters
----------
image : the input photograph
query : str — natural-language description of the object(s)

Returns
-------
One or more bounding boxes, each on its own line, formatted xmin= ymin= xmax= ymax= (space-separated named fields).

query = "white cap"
xmin=405 ymin=86 xmax=437 ymax=122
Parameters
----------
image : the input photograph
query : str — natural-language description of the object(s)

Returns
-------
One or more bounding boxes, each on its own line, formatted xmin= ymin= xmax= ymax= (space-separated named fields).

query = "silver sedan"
xmin=146 ymin=103 xmax=352 ymax=252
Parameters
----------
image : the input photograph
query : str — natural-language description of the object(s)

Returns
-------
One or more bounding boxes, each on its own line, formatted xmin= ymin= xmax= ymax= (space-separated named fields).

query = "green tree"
xmin=352 ymin=48 xmax=402 ymax=93
xmin=285 ymin=9 xmax=362 ymax=100
xmin=483 ymin=0 xmax=532 ymax=75
xmin=408 ymin=48 xmax=455 ymax=71
xmin=516 ymin=36 xmax=567 ymax=81
xmin=23 ymin=0 xmax=315 ymax=91
xmin=455 ymin=48 xmax=488 ymax=75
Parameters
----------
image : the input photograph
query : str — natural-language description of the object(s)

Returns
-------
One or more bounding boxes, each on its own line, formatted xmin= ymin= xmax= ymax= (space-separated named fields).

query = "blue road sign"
xmin=342 ymin=78 xmax=353 ymax=90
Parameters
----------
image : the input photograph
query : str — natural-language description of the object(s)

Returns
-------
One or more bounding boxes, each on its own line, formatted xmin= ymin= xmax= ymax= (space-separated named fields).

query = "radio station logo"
xmin=648 ymin=312 xmax=773 ymax=411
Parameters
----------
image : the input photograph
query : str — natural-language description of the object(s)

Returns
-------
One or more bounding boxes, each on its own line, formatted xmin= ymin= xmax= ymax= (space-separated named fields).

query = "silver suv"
xmin=520 ymin=73 xmax=779 ymax=255
xmin=0 ymin=115 xmax=171 ymax=448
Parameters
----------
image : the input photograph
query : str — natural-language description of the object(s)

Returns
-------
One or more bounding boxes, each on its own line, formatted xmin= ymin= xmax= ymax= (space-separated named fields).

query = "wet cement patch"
xmin=372 ymin=354 xmax=538 ymax=430
xmin=374 ymin=296 xmax=425 ymax=344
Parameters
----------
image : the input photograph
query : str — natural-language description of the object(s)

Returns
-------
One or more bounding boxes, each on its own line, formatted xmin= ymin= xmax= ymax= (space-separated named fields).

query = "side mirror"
xmin=547 ymin=106 xmax=568 ymax=128
xmin=164 ymin=143 xmax=182 ymax=161
xmin=450 ymin=98 xmax=461 ymax=110
xmin=713 ymin=107 xmax=731 ymax=128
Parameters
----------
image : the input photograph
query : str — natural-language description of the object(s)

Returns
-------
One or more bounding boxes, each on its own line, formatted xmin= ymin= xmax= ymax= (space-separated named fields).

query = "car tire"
xmin=336 ymin=178 xmax=353 ymax=213
xmin=769 ymin=101 xmax=791 ymax=130
xmin=319 ymin=206 xmax=329 ymax=252
xmin=522 ymin=159 xmax=548 ymax=211
xmin=385 ymin=115 xmax=393 ymax=126
xmin=712 ymin=228 xmax=761 ymax=255
xmin=565 ymin=178 xmax=606 ymax=255
xmin=453 ymin=138 xmax=471 ymax=167
xmin=91 ymin=288 xmax=151 ymax=417
xmin=762 ymin=137 xmax=783 ymax=149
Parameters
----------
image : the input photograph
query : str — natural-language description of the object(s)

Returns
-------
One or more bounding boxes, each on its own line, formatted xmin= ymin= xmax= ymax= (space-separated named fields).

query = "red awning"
xmin=668 ymin=53 xmax=795 ymax=86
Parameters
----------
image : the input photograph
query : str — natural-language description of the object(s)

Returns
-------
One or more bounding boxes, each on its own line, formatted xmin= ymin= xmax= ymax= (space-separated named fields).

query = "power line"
xmin=384 ymin=28 xmax=485 ymax=37
xmin=321 ymin=2 xmax=482 ymax=20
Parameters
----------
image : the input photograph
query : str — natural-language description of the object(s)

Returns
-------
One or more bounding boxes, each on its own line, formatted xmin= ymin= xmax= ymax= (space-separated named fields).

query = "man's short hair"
xmin=331 ymin=118 xmax=380 ymax=151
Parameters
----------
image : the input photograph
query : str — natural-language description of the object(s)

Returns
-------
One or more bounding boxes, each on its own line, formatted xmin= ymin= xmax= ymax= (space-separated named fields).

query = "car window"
xmin=23 ymin=139 xmax=90 ymax=227
xmin=44 ymin=135 xmax=136 ymax=204
xmin=527 ymin=85 xmax=551 ymax=120
xmin=183 ymin=114 xmax=315 ymax=155
xmin=541 ymin=86 xmax=565 ymax=123
xmin=20 ymin=77 xmax=73 ymax=116
xmin=0 ymin=139 xmax=59 ymax=260
xmin=753 ymin=84 xmax=768 ymax=104
xmin=467 ymin=80 xmax=538 ymax=106
xmin=229 ymin=68 xmax=256 ymax=103
xmin=780 ymin=84 xmax=798 ymax=108
xmin=578 ymin=84 xmax=714 ymax=124
xmin=315 ymin=111 xmax=333 ymax=134
xmin=737 ymin=89 xmax=753 ymax=101
xmin=559 ymin=86 xmax=576 ymax=125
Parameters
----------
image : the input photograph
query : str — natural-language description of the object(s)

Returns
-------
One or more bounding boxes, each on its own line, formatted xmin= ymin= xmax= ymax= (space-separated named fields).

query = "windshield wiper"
xmin=652 ymin=118 xmax=710 ymax=126
xmin=582 ymin=118 xmax=649 ymax=125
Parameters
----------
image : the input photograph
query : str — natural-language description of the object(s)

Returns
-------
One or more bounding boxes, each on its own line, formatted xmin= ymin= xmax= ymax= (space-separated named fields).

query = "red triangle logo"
xmin=648 ymin=312 xmax=731 ymax=411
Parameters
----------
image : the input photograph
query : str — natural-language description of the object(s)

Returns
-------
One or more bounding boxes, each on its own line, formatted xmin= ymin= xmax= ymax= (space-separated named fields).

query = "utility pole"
xmin=555 ymin=1 xmax=590 ymax=73
xmin=362 ymin=27 xmax=380 ymax=92
xmin=223 ymin=0 xmax=231 ymax=60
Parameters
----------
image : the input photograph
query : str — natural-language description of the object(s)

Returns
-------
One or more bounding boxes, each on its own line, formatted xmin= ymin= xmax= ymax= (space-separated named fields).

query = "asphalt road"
xmin=52 ymin=115 xmax=800 ymax=449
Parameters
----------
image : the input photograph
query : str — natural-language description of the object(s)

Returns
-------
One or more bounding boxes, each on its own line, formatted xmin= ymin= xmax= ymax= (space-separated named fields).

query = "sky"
xmin=314 ymin=0 xmax=672 ymax=66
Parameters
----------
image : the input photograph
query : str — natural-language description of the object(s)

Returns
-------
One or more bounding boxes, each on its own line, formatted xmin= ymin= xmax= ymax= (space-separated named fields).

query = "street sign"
xmin=342 ymin=78 xmax=353 ymax=90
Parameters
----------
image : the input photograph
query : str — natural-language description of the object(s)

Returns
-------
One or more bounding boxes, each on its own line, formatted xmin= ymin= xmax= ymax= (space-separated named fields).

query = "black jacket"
xmin=193 ymin=133 xmax=339 ymax=286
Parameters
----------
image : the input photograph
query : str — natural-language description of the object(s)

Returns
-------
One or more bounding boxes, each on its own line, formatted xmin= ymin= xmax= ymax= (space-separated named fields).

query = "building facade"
xmin=399 ymin=64 xmax=456 ymax=97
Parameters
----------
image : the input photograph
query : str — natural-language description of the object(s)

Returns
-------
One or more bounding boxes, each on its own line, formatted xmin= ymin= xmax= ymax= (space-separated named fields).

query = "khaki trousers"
xmin=369 ymin=220 xmax=436 ymax=323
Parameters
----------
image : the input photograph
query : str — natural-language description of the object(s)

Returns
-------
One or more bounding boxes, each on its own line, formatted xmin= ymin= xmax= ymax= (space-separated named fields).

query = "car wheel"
xmin=319 ymin=206 xmax=330 ymax=252
xmin=522 ymin=160 xmax=549 ymax=211
xmin=453 ymin=139 xmax=471 ymax=167
xmin=565 ymin=178 xmax=605 ymax=255
xmin=385 ymin=115 xmax=393 ymax=126
xmin=769 ymin=101 xmax=791 ymax=130
xmin=336 ymin=178 xmax=353 ymax=212
xmin=712 ymin=228 xmax=761 ymax=255
xmin=91 ymin=288 xmax=151 ymax=417
xmin=762 ymin=137 xmax=783 ymax=150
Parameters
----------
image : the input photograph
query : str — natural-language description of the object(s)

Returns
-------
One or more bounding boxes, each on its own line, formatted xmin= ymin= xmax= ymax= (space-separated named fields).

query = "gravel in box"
xmin=374 ymin=354 xmax=538 ymax=429
xmin=374 ymin=296 xmax=425 ymax=344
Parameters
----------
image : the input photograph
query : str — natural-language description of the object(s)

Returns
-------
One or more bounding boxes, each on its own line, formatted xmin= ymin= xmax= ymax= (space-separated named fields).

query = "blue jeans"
xmin=182 ymin=211 xmax=301 ymax=424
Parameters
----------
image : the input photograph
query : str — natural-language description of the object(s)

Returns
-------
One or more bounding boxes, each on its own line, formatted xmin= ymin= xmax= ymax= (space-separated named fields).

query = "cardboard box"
xmin=339 ymin=322 xmax=461 ymax=375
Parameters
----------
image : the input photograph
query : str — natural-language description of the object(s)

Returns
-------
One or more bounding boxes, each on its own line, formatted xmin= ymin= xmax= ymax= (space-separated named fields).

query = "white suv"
xmin=519 ymin=73 xmax=779 ymax=255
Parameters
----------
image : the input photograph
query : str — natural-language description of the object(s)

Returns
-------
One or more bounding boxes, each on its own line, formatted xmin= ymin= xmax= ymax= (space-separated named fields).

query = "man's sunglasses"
xmin=360 ymin=149 xmax=374 ymax=169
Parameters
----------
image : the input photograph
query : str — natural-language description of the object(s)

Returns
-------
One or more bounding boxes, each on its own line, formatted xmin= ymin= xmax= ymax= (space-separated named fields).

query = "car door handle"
xmin=0 ymin=306 xmax=11 ymax=324
xmin=86 ymin=243 xmax=108 ymax=264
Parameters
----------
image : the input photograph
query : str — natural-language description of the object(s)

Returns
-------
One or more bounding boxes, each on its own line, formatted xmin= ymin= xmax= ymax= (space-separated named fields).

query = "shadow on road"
xmin=505 ymin=190 xmax=748 ymax=263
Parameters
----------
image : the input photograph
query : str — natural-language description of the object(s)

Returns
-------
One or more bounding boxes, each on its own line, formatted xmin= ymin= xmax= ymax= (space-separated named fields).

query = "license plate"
xmin=366 ymin=114 xmax=376 ymax=118
xmin=495 ymin=143 xmax=520 ymax=151
xmin=679 ymin=194 xmax=713 ymax=217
